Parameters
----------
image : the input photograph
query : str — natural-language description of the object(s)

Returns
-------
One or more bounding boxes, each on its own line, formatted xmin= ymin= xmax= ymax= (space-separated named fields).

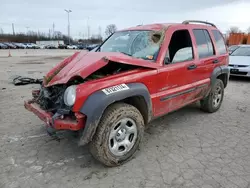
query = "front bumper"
xmin=24 ymin=100 xmax=85 ymax=131
xmin=229 ymin=66 xmax=250 ymax=77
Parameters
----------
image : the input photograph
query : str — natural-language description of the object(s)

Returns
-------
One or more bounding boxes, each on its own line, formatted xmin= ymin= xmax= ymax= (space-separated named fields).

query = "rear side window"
xmin=193 ymin=29 xmax=215 ymax=58
xmin=212 ymin=30 xmax=227 ymax=54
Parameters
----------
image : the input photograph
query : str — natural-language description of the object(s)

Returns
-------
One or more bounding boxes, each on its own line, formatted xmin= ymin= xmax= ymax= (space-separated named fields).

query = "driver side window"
xmin=165 ymin=29 xmax=194 ymax=64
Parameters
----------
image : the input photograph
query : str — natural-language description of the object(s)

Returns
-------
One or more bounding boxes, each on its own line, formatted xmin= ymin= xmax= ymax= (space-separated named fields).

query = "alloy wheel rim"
xmin=108 ymin=118 xmax=138 ymax=157
xmin=212 ymin=84 xmax=222 ymax=108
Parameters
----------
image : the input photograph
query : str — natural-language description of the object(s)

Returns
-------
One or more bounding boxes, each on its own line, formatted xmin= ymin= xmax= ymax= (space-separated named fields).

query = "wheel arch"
xmin=78 ymin=83 xmax=152 ymax=146
xmin=211 ymin=65 xmax=229 ymax=88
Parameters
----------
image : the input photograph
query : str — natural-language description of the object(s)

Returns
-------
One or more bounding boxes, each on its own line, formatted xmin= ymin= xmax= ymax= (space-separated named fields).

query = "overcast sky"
xmin=0 ymin=0 xmax=250 ymax=39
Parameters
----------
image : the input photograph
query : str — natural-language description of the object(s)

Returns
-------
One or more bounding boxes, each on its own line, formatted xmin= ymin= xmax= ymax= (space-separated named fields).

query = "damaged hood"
xmin=44 ymin=51 xmax=159 ymax=86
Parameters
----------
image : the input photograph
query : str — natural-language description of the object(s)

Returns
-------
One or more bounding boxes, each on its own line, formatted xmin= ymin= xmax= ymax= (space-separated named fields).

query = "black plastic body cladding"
xmin=211 ymin=65 xmax=229 ymax=87
xmin=78 ymin=83 xmax=152 ymax=146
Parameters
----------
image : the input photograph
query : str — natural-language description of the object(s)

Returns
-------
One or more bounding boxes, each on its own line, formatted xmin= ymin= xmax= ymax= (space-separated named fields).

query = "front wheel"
xmin=200 ymin=79 xmax=224 ymax=113
xmin=89 ymin=103 xmax=144 ymax=167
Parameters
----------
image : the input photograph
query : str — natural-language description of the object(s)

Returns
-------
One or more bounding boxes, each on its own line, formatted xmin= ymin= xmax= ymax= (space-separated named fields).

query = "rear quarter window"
xmin=212 ymin=30 xmax=227 ymax=54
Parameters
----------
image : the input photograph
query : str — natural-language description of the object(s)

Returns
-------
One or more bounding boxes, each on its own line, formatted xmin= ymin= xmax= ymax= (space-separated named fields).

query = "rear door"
xmin=189 ymin=29 xmax=217 ymax=98
xmin=211 ymin=30 xmax=228 ymax=67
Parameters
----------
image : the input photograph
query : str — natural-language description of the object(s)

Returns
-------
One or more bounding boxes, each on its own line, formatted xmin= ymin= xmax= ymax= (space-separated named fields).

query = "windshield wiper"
xmin=120 ymin=52 xmax=132 ymax=56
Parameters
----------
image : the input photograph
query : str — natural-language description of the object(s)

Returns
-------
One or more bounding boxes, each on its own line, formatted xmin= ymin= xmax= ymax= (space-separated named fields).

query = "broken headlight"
xmin=64 ymin=85 xmax=76 ymax=106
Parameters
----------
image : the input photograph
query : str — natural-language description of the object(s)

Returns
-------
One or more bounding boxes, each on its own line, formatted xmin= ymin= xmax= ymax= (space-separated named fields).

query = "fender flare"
xmin=211 ymin=65 xmax=229 ymax=87
xmin=206 ymin=65 xmax=229 ymax=98
xmin=78 ymin=83 xmax=152 ymax=146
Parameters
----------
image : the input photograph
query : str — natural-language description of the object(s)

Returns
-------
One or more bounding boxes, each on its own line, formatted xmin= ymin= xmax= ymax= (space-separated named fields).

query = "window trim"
xmin=211 ymin=30 xmax=227 ymax=55
xmin=164 ymin=29 xmax=194 ymax=65
xmin=192 ymin=29 xmax=216 ymax=59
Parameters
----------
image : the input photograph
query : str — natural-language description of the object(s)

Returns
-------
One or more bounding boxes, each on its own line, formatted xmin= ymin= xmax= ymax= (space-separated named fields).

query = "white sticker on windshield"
xmin=102 ymin=84 xmax=129 ymax=95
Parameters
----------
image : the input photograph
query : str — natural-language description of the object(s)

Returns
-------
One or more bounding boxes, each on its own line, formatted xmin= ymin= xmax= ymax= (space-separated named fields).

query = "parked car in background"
xmin=67 ymin=45 xmax=78 ymax=49
xmin=3 ymin=42 xmax=17 ymax=49
xmin=30 ymin=43 xmax=40 ymax=49
xmin=0 ymin=43 xmax=8 ymax=49
xmin=229 ymin=45 xmax=250 ymax=77
xmin=76 ymin=44 xmax=87 ymax=50
xmin=38 ymin=44 xmax=46 ymax=49
xmin=86 ymin=44 xmax=99 ymax=51
xmin=45 ymin=44 xmax=57 ymax=49
xmin=12 ymin=43 xmax=26 ymax=49
xmin=228 ymin=45 xmax=240 ymax=55
xmin=23 ymin=43 xmax=33 ymax=49
xmin=58 ymin=44 xmax=67 ymax=49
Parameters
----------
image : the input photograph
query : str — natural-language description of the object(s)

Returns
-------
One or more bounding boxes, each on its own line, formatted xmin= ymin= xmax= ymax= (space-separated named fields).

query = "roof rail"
xmin=182 ymin=20 xmax=216 ymax=28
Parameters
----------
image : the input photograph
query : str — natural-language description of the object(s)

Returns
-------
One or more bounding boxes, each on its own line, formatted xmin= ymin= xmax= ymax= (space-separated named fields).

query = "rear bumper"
xmin=24 ymin=100 xmax=85 ymax=131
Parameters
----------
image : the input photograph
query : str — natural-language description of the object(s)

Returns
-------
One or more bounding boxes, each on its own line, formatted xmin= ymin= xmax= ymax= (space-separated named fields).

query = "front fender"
xmin=78 ymin=83 xmax=152 ymax=146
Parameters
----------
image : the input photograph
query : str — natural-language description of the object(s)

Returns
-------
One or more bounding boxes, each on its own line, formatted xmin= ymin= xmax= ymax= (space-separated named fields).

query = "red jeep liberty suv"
xmin=25 ymin=20 xmax=229 ymax=166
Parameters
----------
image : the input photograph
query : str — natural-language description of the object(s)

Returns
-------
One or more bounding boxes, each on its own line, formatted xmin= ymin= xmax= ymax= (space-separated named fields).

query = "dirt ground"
xmin=1 ymin=49 xmax=250 ymax=188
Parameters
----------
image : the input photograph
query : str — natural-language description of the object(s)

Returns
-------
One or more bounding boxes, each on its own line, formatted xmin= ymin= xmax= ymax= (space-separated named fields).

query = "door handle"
xmin=187 ymin=64 xmax=197 ymax=70
xmin=213 ymin=59 xmax=219 ymax=64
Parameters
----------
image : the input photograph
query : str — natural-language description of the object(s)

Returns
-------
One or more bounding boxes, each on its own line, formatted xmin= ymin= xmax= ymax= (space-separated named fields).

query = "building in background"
xmin=36 ymin=40 xmax=64 ymax=48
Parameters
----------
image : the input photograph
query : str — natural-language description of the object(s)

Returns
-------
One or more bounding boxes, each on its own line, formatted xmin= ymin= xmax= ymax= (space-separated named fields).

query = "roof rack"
xmin=182 ymin=20 xmax=216 ymax=28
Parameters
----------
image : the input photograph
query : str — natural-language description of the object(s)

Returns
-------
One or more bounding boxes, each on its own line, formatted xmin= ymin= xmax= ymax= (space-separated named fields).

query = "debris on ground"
xmin=12 ymin=76 xmax=43 ymax=86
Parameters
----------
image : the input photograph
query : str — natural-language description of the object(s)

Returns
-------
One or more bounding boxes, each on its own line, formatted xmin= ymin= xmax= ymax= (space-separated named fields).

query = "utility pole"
xmin=64 ymin=9 xmax=72 ymax=45
xmin=98 ymin=26 xmax=102 ymax=38
xmin=26 ymin=26 xmax=29 ymax=35
xmin=12 ymin=23 xmax=15 ymax=35
xmin=87 ymin=17 xmax=90 ymax=40
xmin=49 ymin=29 xmax=51 ymax=39
xmin=26 ymin=27 xmax=30 ymax=42
xmin=52 ymin=22 xmax=55 ymax=39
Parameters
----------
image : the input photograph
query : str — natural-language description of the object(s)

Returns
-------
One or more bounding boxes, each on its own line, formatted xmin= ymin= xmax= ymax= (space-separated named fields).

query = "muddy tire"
xmin=89 ymin=102 xmax=144 ymax=167
xmin=200 ymin=79 xmax=224 ymax=113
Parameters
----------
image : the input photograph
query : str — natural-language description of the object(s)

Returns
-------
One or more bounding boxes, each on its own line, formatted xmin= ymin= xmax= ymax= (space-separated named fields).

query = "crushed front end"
xmin=24 ymin=84 xmax=85 ymax=135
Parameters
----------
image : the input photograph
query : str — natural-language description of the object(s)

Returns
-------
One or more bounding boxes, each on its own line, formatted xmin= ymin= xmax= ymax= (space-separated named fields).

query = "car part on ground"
xmin=24 ymin=20 xmax=229 ymax=166
xmin=12 ymin=76 xmax=43 ymax=86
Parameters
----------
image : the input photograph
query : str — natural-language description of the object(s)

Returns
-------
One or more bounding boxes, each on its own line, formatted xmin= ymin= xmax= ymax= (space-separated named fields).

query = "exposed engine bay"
xmin=85 ymin=61 xmax=139 ymax=80
xmin=36 ymin=85 xmax=66 ymax=112
xmin=35 ymin=62 xmax=140 ymax=113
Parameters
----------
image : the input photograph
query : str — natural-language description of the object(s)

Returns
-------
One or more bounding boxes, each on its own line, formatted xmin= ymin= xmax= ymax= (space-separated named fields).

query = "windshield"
xmin=98 ymin=30 xmax=162 ymax=61
xmin=231 ymin=47 xmax=250 ymax=56
xmin=228 ymin=45 xmax=239 ymax=51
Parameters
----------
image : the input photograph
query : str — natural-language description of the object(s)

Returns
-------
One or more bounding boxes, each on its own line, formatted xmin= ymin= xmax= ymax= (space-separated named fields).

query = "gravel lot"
xmin=1 ymin=49 xmax=250 ymax=188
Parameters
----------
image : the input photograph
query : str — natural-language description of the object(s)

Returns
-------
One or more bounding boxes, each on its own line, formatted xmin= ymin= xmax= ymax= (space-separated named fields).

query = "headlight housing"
xmin=64 ymin=85 xmax=77 ymax=106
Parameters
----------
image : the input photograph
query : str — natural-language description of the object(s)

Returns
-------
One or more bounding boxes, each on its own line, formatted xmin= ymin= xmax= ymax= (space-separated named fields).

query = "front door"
xmin=153 ymin=28 xmax=198 ymax=117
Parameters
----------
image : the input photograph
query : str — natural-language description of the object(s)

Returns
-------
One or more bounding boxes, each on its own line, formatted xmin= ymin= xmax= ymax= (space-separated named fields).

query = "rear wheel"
xmin=200 ymin=79 xmax=224 ymax=113
xmin=89 ymin=103 xmax=144 ymax=167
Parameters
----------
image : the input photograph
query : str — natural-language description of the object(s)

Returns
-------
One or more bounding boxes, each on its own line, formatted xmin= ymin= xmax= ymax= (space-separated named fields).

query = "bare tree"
xmin=105 ymin=24 xmax=117 ymax=36
xmin=227 ymin=26 xmax=241 ymax=34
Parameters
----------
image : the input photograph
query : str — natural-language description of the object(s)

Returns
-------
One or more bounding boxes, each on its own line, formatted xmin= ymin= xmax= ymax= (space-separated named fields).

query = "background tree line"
xmin=0 ymin=24 xmax=118 ymax=44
